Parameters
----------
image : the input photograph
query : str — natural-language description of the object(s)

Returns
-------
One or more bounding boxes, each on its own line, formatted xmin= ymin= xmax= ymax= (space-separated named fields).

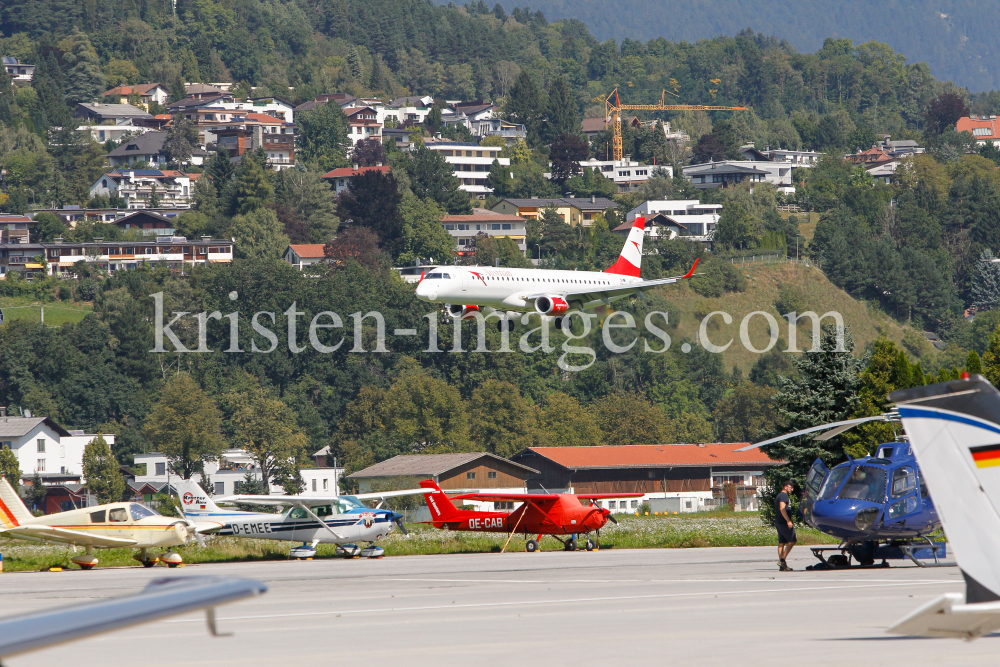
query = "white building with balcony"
xmin=570 ymin=158 xmax=665 ymax=193
xmin=422 ymin=139 xmax=509 ymax=196
xmin=442 ymin=209 xmax=528 ymax=256
xmin=2 ymin=56 xmax=34 ymax=83
xmin=88 ymin=169 xmax=199 ymax=209
xmin=0 ymin=414 xmax=114 ymax=478
xmin=25 ymin=236 xmax=235 ymax=277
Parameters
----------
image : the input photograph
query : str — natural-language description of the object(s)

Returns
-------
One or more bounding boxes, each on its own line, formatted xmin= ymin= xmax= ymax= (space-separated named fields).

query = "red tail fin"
xmin=605 ymin=215 xmax=644 ymax=277
xmin=419 ymin=479 xmax=461 ymax=522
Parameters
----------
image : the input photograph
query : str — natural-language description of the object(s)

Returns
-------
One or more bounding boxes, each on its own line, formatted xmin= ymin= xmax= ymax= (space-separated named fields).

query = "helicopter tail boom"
xmin=888 ymin=374 xmax=1000 ymax=639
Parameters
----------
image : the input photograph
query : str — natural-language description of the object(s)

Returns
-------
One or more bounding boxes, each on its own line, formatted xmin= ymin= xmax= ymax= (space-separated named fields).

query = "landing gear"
xmin=134 ymin=548 xmax=159 ymax=568
xmin=160 ymin=551 xmax=183 ymax=568
xmin=71 ymin=545 xmax=99 ymax=570
xmin=564 ymin=535 xmax=578 ymax=552
xmin=525 ymin=539 xmax=539 ymax=552
xmin=586 ymin=538 xmax=596 ymax=551
xmin=552 ymin=317 xmax=563 ymax=330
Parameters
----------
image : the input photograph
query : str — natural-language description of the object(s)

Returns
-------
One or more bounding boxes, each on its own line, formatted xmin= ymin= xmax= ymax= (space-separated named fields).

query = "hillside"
xmin=491 ymin=0 xmax=1000 ymax=92
xmin=655 ymin=260 xmax=931 ymax=373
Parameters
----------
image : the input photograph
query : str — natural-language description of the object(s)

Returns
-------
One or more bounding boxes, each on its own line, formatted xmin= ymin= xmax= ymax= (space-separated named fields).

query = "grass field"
xmin=0 ymin=511 xmax=837 ymax=572
xmin=0 ymin=297 xmax=92 ymax=326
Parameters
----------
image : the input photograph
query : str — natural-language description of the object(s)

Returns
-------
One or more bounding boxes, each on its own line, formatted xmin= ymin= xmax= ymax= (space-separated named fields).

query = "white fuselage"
xmin=185 ymin=507 xmax=396 ymax=545
xmin=414 ymin=266 xmax=642 ymax=312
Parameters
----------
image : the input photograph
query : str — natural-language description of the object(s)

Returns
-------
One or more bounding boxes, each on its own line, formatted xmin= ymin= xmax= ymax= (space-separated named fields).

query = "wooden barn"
xmin=347 ymin=453 xmax=538 ymax=493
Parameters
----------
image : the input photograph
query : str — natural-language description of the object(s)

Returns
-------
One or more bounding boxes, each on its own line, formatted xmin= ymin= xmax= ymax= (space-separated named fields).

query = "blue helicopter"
xmin=738 ymin=412 xmax=948 ymax=569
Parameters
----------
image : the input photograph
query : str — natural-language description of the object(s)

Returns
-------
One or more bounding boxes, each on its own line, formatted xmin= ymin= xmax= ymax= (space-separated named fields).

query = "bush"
xmin=690 ymin=261 xmax=747 ymax=297
xmin=76 ymin=278 xmax=101 ymax=302
xmin=774 ymin=284 xmax=807 ymax=315
xmin=57 ymin=286 xmax=71 ymax=301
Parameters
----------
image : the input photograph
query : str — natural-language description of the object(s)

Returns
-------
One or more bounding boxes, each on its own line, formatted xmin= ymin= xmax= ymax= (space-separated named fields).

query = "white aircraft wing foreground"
xmin=215 ymin=488 xmax=427 ymax=506
xmin=888 ymin=374 xmax=1000 ymax=639
xmin=2 ymin=524 xmax=138 ymax=547
xmin=0 ymin=576 xmax=267 ymax=660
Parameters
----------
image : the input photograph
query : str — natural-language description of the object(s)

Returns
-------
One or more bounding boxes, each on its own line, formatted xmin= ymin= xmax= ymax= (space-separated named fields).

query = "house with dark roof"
xmin=106 ymin=131 xmax=167 ymax=167
xmin=0 ymin=214 xmax=35 ymax=244
xmin=0 ymin=412 xmax=114 ymax=489
xmin=511 ymin=444 xmax=785 ymax=512
xmin=347 ymin=453 xmax=538 ymax=494
xmin=683 ymin=161 xmax=793 ymax=193
xmin=73 ymin=103 xmax=153 ymax=124
xmin=110 ymin=210 xmax=176 ymax=235
xmin=2 ymin=56 xmax=34 ymax=83
xmin=491 ymin=196 xmax=617 ymax=227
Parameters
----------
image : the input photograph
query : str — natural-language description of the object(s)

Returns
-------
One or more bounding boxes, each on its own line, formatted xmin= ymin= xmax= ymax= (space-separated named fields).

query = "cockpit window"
xmin=890 ymin=466 xmax=916 ymax=498
xmin=818 ymin=466 xmax=850 ymax=500
xmin=427 ymin=273 xmax=443 ymax=279
xmin=838 ymin=466 xmax=887 ymax=502
xmin=288 ymin=507 xmax=309 ymax=520
xmin=337 ymin=496 xmax=367 ymax=513
xmin=442 ymin=273 xmax=451 ymax=279
xmin=109 ymin=507 xmax=128 ymax=522
xmin=129 ymin=503 xmax=160 ymax=520
xmin=313 ymin=505 xmax=333 ymax=517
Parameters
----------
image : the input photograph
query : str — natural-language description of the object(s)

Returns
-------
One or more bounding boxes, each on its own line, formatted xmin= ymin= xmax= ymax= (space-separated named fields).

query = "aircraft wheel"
xmin=586 ymin=538 xmax=595 ymax=551
xmin=166 ymin=561 xmax=180 ymax=568
xmin=142 ymin=559 xmax=156 ymax=568
xmin=552 ymin=317 xmax=563 ymax=330
xmin=79 ymin=563 xmax=94 ymax=571
xmin=525 ymin=539 xmax=539 ymax=552
xmin=565 ymin=537 xmax=577 ymax=552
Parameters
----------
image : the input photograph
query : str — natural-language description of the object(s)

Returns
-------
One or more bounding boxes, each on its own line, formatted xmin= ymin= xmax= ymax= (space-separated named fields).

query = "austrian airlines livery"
xmin=414 ymin=216 xmax=701 ymax=327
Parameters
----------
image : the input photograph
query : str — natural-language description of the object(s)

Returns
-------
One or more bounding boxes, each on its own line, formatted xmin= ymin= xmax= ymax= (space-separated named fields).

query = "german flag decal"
xmin=970 ymin=443 xmax=1000 ymax=468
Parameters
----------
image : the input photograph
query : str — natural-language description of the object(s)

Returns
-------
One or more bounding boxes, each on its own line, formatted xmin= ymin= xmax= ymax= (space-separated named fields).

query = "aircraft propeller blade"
xmin=393 ymin=517 xmax=409 ymax=535
xmin=606 ymin=513 xmax=618 ymax=525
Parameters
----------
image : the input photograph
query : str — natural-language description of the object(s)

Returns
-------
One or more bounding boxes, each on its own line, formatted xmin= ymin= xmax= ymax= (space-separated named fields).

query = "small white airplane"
xmin=0 ymin=476 xmax=219 ymax=569
xmin=176 ymin=480 xmax=425 ymax=559
xmin=888 ymin=374 xmax=1000 ymax=639
xmin=414 ymin=215 xmax=701 ymax=328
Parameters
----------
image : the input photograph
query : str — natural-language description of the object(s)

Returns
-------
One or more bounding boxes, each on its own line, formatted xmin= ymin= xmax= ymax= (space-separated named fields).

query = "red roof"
xmin=243 ymin=112 xmax=287 ymax=124
xmin=322 ymin=165 xmax=391 ymax=179
xmin=524 ymin=444 xmax=782 ymax=469
xmin=956 ymin=116 xmax=999 ymax=140
xmin=288 ymin=244 xmax=327 ymax=258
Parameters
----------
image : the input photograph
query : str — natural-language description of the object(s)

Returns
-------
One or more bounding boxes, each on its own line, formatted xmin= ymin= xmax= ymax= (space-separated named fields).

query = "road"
xmin=1 ymin=545 xmax=991 ymax=666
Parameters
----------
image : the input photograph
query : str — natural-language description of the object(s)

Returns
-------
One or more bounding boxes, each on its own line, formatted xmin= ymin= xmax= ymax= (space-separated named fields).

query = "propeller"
xmin=734 ymin=411 xmax=900 ymax=451
xmin=605 ymin=511 xmax=618 ymax=525
xmin=392 ymin=516 xmax=409 ymax=535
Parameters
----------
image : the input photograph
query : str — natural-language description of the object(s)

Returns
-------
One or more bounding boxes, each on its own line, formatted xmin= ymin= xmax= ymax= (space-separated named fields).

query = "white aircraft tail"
xmin=605 ymin=215 xmax=645 ymax=277
xmin=0 ymin=476 xmax=32 ymax=527
xmin=174 ymin=479 xmax=223 ymax=516
xmin=889 ymin=374 xmax=1000 ymax=638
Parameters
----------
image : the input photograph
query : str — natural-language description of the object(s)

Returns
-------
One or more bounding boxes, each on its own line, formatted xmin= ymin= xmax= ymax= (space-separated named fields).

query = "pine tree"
xmin=233 ymin=158 xmax=274 ymax=215
xmin=63 ymin=29 xmax=106 ymax=104
xmin=542 ymin=76 xmax=578 ymax=143
xmin=504 ymin=70 xmax=543 ymax=146
xmin=348 ymin=47 xmax=364 ymax=81
xmin=369 ymin=55 xmax=388 ymax=92
xmin=891 ymin=350 xmax=912 ymax=388
xmin=972 ymin=248 xmax=1000 ymax=312
xmin=912 ymin=362 xmax=926 ymax=386
xmin=968 ymin=350 xmax=984 ymax=375
xmin=759 ymin=326 xmax=862 ymax=522
xmin=83 ymin=435 xmax=126 ymax=505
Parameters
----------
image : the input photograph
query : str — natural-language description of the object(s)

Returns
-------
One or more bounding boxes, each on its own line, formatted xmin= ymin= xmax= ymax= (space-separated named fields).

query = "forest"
xmin=2 ymin=0 xmax=1000 ymax=491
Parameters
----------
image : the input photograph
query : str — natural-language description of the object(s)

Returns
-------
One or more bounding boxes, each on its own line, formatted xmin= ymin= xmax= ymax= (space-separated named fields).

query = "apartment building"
xmin=88 ymin=169 xmax=200 ymax=209
xmin=442 ymin=209 xmax=528 ymax=255
xmin=422 ymin=139 xmax=509 ymax=196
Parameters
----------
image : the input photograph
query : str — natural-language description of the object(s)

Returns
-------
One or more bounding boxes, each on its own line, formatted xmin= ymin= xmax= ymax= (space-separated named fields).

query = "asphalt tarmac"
xmin=1 ymin=545 xmax=992 ymax=666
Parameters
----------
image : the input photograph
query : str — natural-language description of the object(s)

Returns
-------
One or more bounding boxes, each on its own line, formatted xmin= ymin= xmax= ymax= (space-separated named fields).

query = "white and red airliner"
xmin=414 ymin=216 xmax=701 ymax=327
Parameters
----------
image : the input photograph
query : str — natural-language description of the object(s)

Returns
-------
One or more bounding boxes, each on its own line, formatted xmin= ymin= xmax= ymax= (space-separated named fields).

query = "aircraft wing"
xmin=191 ymin=520 xmax=226 ymax=534
xmin=216 ymin=489 xmax=426 ymax=506
xmin=0 ymin=576 xmax=267 ymax=659
xmin=1 ymin=525 xmax=137 ymax=548
xmin=887 ymin=594 xmax=1000 ymax=639
xmin=353 ymin=488 xmax=428 ymax=501
xmin=448 ymin=492 xmax=562 ymax=502
xmin=523 ymin=260 xmax=702 ymax=305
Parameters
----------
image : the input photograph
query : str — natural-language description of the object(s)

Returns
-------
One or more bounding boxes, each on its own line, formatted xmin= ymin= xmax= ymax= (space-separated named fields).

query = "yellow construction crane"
xmin=604 ymin=87 xmax=747 ymax=161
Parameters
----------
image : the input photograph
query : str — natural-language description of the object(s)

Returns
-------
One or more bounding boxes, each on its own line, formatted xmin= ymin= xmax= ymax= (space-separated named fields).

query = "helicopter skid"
xmin=806 ymin=542 xmax=949 ymax=570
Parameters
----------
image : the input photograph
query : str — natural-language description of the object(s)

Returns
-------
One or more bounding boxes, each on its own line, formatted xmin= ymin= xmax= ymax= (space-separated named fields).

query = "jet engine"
xmin=534 ymin=296 xmax=569 ymax=316
xmin=447 ymin=304 xmax=481 ymax=319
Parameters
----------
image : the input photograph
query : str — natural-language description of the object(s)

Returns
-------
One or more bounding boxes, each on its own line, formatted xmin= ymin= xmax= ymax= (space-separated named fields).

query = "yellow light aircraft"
xmin=0 ymin=476 xmax=221 ymax=569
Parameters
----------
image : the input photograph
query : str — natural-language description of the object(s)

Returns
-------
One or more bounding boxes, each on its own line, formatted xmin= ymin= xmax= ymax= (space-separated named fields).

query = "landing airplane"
xmin=176 ymin=480 xmax=425 ymax=559
xmin=414 ymin=215 xmax=701 ymax=328
xmin=887 ymin=374 xmax=1000 ymax=639
xmin=0 ymin=476 xmax=218 ymax=569
xmin=420 ymin=479 xmax=644 ymax=552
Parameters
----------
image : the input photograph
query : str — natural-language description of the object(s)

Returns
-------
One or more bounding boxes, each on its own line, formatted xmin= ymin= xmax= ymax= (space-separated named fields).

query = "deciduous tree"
xmin=83 ymin=435 xmax=126 ymax=504
xmin=0 ymin=445 xmax=20 ymax=485
xmin=145 ymin=374 xmax=226 ymax=480
xmin=229 ymin=387 xmax=309 ymax=490
xmin=469 ymin=380 xmax=535 ymax=457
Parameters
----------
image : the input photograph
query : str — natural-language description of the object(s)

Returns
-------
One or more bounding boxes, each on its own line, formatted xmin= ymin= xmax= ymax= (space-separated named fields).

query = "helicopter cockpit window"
xmin=891 ymin=466 xmax=916 ymax=499
xmin=818 ymin=466 xmax=851 ymax=500
xmin=838 ymin=466 xmax=887 ymax=503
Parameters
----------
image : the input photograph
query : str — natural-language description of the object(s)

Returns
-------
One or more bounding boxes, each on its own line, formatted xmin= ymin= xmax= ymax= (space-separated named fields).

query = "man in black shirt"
xmin=775 ymin=480 xmax=796 ymax=571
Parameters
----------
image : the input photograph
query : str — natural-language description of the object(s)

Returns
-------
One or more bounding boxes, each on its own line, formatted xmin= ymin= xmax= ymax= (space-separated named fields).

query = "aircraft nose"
xmin=414 ymin=280 xmax=436 ymax=302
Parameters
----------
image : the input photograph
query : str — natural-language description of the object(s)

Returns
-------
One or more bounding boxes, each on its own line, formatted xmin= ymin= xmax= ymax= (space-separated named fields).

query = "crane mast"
xmin=604 ymin=88 xmax=747 ymax=162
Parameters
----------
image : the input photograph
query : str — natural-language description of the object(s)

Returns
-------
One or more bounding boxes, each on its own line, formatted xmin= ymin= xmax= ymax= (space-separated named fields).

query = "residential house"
xmin=422 ymin=138 xmax=509 ymax=196
xmin=442 ymin=209 xmax=528 ymax=256
xmin=102 ymin=83 xmax=170 ymax=109
xmin=383 ymin=127 xmax=413 ymax=150
xmin=956 ymin=115 xmax=1000 ymax=146
xmin=510 ymin=444 xmax=785 ymax=513
xmin=347 ymin=453 xmax=538 ymax=514
xmin=441 ymin=102 xmax=496 ymax=134
xmin=683 ymin=160 xmax=795 ymax=193
xmin=738 ymin=143 xmax=820 ymax=167
xmin=624 ymin=200 xmax=722 ymax=239
xmin=31 ymin=207 xmax=186 ymax=229
xmin=574 ymin=157 xmax=662 ymax=193
xmin=472 ymin=118 xmax=526 ymax=142
xmin=73 ymin=103 xmax=152 ymax=125
xmin=322 ymin=165 xmax=392 ymax=194
xmin=133 ymin=449 xmax=282 ymax=496
xmin=214 ymin=112 xmax=296 ymax=169
xmin=880 ymin=139 xmax=925 ymax=158
xmin=0 ymin=412 xmax=114 ymax=480
xmin=216 ymin=96 xmax=295 ymax=123
xmin=81 ymin=123 xmax=151 ymax=145
xmin=111 ymin=210 xmax=177 ymax=236
xmin=184 ymin=83 xmax=227 ymax=99
xmin=384 ymin=96 xmax=435 ymax=125
xmin=300 ymin=446 xmax=344 ymax=497
xmin=612 ymin=214 xmax=693 ymax=241
xmin=34 ymin=236 xmax=234 ymax=277
xmin=106 ymin=131 xmax=168 ymax=167
xmin=846 ymin=146 xmax=893 ymax=166
xmin=2 ymin=57 xmax=34 ymax=83
xmin=89 ymin=169 xmax=199 ymax=209
xmin=346 ymin=106 xmax=382 ymax=146
xmin=581 ymin=117 xmax=608 ymax=142
xmin=0 ymin=214 xmax=35 ymax=244
xmin=284 ymin=244 xmax=328 ymax=270
xmin=491 ymin=196 xmax=617 ymax=228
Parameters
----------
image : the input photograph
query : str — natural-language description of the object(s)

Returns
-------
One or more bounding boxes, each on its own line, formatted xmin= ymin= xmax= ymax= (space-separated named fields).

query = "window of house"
xmin=234 ymin=481 xmax=242 ymax=494
xmin=630 ymin=500 xmax=638 ymax=508
xmin=312 ymin=479 xmax=317 ymax=491
xmin=155 ymin=462 xmax=165 ymax=476
xmin=487 ymin=471 xmax=497 ymax=479
xmin=323 ymin=478 xmax=329 ymax=491
xmin=491 ymin=224 xmax=500 ymax=230
xmin=215 ymin=481 xmax=225 ymax=495
xmin=36 ymin=459 xmax=45 ymax=472
xmin=36 ymin=438 xmax=45 ymax=453
xmin=501 ymin=224 xmax=511 ymax=230
xmin=467 ymin=471 xmax=476 ymax=480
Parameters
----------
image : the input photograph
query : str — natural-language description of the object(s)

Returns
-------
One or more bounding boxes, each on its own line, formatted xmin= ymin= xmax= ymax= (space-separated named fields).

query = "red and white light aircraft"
xmin=420 ymin=480 xmax=643 ymax=552
xmin=414 ymin=216 xmax=700 ymax=327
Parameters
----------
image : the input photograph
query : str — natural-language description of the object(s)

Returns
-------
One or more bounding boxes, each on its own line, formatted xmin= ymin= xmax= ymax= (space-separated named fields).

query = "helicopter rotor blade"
xmin=735 ymin=413 xmax=897 ymax=452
